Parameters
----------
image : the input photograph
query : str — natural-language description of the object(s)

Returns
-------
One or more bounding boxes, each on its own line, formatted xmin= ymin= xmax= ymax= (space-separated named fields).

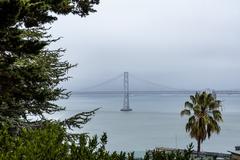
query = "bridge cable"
xmin=79 ymin=74 xmax=123 ymax=91
xmin=130 ymin=74 xmax=188 ymax=91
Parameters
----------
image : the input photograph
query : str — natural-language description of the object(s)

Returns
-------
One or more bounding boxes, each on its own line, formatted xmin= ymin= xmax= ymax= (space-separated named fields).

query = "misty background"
xmin=50 ymin=0 xmax=240 ymax=91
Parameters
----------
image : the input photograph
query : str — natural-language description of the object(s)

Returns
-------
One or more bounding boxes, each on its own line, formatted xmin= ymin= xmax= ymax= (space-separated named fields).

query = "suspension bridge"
xmin=76 ymin=72 xmax=240 ymax=111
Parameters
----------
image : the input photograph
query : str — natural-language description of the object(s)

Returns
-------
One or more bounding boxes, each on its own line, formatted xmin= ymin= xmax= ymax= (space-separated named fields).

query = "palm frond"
xmin=212 ymin=110 xmax=223 ymax=122
xmin=180 ymin=109 xmax=191 ymax=116
xmin=190 ymin=95 xmax=196 ymax=104
xmin=184 ymin=101 xmax=193 ymax=109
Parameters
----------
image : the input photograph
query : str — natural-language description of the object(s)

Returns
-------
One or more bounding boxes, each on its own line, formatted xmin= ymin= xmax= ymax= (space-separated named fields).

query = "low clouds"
xmin=51 ymin=0 xmax=240 ymax=91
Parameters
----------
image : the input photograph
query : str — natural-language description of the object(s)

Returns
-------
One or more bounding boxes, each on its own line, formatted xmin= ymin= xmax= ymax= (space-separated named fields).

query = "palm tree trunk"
xmin=197 ymin=139 xmax=201 ymax=156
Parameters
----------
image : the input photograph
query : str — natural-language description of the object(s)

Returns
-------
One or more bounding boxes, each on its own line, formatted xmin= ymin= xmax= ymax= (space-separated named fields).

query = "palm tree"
xmin=180 ymin=91 xmax=223 ymax=154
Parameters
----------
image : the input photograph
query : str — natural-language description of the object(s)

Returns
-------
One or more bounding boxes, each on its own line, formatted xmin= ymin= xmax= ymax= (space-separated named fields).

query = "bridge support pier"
xmin=121 ymin=72 xmax=132 ymax=111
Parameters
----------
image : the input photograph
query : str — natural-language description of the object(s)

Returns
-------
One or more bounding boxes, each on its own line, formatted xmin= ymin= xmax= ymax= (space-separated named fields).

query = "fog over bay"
xmin=50 ymin=0 xmax=240 ymax=91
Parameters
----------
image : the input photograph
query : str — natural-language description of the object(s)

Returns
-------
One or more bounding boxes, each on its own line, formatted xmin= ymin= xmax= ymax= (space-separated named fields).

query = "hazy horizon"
xmin=49 ymin=0 xmax=240 ymax=91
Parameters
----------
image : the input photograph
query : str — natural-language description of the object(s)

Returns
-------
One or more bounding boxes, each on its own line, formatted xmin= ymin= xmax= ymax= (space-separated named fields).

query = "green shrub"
xmin=0 ymin=122 xmax=134 ymax=160
xmin=0 ymin=121 xmax=197 ymax=160
xmin=144 ymin=143 xmax=194 ymax=160
xmin=0 ymin=122 xmax=68 ymax=160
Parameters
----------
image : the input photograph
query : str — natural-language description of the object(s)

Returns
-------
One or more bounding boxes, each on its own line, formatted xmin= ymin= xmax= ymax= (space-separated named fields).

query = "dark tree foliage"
xmin=0 ymin=0 xmax=99 ymax=128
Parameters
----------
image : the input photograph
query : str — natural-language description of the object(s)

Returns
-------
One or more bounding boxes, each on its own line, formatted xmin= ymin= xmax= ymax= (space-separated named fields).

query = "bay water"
xmin=53 ymin=94 xmax=240 ymax=156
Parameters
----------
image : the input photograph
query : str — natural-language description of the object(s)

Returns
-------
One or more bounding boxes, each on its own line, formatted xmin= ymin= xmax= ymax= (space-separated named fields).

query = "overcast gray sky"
xmin=50 ymin=0 xmax=240 ymax=91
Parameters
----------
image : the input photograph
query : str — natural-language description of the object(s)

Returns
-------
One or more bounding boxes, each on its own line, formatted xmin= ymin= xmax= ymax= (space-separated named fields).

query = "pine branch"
xmin=62 ymin=108 xmax=100 ymax=130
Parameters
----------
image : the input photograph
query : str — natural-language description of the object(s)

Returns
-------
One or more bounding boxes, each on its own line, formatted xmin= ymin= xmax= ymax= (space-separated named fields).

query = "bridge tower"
xmin=121 ymin=72 xmax=132 ymax=111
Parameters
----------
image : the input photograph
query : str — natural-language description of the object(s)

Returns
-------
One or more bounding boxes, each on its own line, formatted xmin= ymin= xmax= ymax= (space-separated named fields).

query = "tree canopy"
xmin=0 ymin=0 xmax=99 ymax=127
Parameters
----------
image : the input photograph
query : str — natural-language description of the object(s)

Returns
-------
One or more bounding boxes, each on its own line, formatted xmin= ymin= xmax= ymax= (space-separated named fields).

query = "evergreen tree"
xmin=0 ymin=0 xmax=99 ymax=128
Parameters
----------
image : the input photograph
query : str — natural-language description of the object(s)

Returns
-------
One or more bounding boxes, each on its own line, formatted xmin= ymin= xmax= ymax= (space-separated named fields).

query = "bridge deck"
xmin=75 ymin=90 xmax=240 ymax=95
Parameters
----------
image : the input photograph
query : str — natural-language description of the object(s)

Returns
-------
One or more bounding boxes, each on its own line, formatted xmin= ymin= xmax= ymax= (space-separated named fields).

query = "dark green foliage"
xmin=0 ymin=122 xmax=134 ymax=160
xmin=144 ymin=143 xmax=194 ymax=160
xmin=0 ymin=0 xmax=99 ymax=128
xmin=0 ymin=0 xmax=99 ymax=28
xmin=0 ymin=1 xmax=140 ymax=160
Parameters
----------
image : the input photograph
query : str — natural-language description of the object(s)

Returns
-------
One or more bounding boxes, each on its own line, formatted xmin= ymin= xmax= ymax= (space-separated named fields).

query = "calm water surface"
xmin=53 ymin=94 xmax=240 ymax=154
